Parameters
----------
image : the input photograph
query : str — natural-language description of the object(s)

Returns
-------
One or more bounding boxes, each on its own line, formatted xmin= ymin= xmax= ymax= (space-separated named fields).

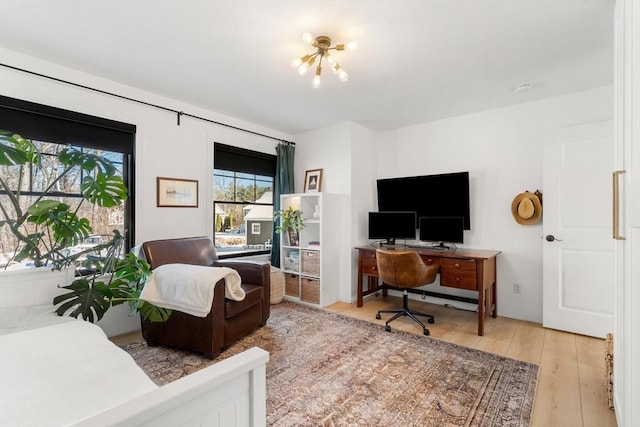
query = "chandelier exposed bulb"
xmin=312 ymin=66 xmax=322 ymax=89
xmin=331 ymin=63 xmax=348 ymax=82
xmin=291 ymin=33 xmax=355 ymax=88
xmin=302 ymin=32 xmax=314 ymax=45
xmin=296 ymin=55 xmax=316 ymax=76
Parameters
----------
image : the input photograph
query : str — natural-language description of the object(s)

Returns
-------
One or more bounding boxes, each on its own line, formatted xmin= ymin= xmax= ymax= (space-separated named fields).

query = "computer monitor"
xmin=419 ymin=216 xmax=464 ymax=249
xmin=368 ymin=211 xmax=417 ymax=245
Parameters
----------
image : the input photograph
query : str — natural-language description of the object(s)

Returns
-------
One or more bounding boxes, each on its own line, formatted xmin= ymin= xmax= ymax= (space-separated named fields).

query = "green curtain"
xmin=270 ymin=142 xmax=295 ymax=267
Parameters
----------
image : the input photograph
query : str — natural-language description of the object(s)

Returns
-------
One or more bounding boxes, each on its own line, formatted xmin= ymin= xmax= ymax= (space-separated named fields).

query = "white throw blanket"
xmin=140 ymin=263 xmax=245 ymax=317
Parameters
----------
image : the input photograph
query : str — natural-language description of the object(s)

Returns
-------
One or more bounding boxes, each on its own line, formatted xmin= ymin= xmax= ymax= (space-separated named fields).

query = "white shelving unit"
xmin=280 ymin=192 xmax=339 ymax=307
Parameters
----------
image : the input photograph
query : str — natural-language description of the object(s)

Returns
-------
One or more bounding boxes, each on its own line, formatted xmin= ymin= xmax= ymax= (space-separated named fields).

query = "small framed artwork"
xmin=304 ymin=168 xmax=323 ymax=193
xmin=157 ymin=177 xmax=198 ymax=207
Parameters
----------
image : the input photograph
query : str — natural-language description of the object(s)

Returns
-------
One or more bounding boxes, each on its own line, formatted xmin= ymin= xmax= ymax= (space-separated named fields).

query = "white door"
xmin=613 ymin=1 xmax=640 ymax=423
xmin=542 ymin=120 xmax=614 ymax=338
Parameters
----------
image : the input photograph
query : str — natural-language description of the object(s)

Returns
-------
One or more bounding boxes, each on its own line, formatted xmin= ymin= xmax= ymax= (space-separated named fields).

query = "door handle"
xmin=545 ymin=235 xmax=563 ymax=242
xmin=613 ymin=170 xmax=626 ymax=240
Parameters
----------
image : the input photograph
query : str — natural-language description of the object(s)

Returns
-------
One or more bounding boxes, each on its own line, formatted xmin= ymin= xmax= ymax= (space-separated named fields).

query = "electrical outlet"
xmin=513 ymin=283 xmax=522 ymax=294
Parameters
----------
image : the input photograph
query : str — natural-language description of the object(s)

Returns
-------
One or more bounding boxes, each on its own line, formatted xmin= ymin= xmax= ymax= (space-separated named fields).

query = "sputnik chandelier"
xmin=290 ymin=32 xmax=358 ymax=88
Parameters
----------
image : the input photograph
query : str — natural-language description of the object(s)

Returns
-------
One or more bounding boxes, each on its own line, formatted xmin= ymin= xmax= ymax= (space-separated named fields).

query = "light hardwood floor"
xmin=112 ymin=295 xmax=618 ymax=427
xmin=324 ymin=295 xmax=618 ymax=427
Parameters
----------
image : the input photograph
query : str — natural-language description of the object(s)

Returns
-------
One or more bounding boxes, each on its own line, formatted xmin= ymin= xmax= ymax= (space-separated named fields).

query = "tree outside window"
xmin=0 ymin=141 xmax=126 ymax=268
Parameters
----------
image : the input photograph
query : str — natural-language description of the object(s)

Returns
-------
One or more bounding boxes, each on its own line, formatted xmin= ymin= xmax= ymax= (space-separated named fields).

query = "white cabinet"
xmin=280 ymin=192 xmax=340 ymax=307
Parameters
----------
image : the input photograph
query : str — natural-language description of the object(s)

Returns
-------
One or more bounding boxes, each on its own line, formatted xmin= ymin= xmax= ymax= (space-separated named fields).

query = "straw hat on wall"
xmin=511 ymin=191 xmax=543 ymax=225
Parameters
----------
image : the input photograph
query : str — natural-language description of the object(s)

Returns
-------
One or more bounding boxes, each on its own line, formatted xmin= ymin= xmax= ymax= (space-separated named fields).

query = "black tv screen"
xmin=376 ymin=171 xmax=471 ymax=230
xmin=368 ymin=211 xmax=417 ymax=244
xmin=419 ymin=216 xmax=464 ymax=244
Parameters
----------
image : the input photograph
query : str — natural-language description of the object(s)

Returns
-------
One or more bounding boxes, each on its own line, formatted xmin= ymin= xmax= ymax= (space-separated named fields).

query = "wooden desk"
xmin=355 ymin=245 xmax=501 ymax=336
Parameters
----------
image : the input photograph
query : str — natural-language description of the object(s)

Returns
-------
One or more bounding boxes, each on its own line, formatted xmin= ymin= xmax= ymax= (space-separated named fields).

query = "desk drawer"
xmin=360 ymin=251 xmax=379 ymax=276
xmin=419 ymin=255 xmax=440 ymax=267
xmin=440 ymin=258 xmax=477 ymax=290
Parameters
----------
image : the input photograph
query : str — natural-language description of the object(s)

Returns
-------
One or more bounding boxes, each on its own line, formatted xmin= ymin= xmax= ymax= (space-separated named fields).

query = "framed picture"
xmin=157 ymin=177 xmax=198 ymax=207
xmin=304 ymin=169 xmax=323 ymax=193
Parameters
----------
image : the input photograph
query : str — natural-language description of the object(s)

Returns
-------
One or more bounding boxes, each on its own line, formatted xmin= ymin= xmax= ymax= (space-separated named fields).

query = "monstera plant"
xmin=0 ymin=130 xmax=170 ymax=322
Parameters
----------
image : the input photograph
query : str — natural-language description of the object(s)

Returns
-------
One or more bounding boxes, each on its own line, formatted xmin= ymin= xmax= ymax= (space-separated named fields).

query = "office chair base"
xmin=376 ymin=291 xmax=435 ymax=336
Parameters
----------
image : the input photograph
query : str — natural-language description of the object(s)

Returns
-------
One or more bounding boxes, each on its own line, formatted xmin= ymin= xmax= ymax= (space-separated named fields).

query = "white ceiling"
xmin=0 ymin=0 xmax=614 ymax=135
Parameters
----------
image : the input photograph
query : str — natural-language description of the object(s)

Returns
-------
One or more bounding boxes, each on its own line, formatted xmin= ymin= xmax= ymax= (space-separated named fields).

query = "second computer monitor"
xmin=419 ymin=216 xmax=464 ymax=244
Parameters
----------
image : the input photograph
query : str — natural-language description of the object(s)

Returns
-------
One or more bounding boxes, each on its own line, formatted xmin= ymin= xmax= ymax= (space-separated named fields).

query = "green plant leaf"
xmin=114 ymin=252 xmax=151 ymax=289
xmin=58 ymin=148 xmax=118 ymax=175
xmin=13 ymin=233 xmax=43 ymax=262
xmin=53 ymin=278 xmax=112 ymax=322
xmin=136 ymin=300 xmax=172 ymax=322
xmin=81 ymin=174 xmax=128 ymax=207
xmin=274 ymin=206 xmax=305 ymax=233
xmin=27 ymin=203 xmax=91 ymax=246
xmin=106 ymin=278 xmax=137 ymax=306
xmin=0 ymin=130 xmax=40 ymax=166
xmin=26 ymin=200 xmax=68 ymax=216
xmin=14 ymin=244 xmax=35 ymax=262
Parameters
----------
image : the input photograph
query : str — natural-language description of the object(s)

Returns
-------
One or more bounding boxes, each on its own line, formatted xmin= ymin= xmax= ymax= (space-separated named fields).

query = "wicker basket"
xmin=283 ymin=255 xmax=299 ymax=272
xmin=301 ymin=250 xmax=320 ymax=276
xmin=285 ymin=273 xmax=299 ymax=297
xmin=301 ymin=277 xmax=320 ymax=304
xmin=270 ymin=266 xmax=285 ymax=304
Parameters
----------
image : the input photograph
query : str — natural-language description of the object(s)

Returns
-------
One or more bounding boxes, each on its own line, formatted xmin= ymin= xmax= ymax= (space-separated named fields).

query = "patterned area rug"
xmin=122 ymin=301 xmax=538 ymax=426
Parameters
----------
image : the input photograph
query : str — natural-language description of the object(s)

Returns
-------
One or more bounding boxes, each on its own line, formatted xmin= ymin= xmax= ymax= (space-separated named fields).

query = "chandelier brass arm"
xmin=290 ymin=33 xmax=357 ymax=88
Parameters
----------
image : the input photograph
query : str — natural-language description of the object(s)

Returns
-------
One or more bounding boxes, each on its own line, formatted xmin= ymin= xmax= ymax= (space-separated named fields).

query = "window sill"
xmin=217 ymin=249 xmax=271 ymax=260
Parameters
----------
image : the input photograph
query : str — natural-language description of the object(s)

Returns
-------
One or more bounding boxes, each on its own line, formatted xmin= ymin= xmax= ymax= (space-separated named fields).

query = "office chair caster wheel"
xmin=376 ymin=313 xmax=381 ymax=320
xmin=428 ymin=318 xmax=435 ymax=324
xmin=423 ymin=329 xmax=430 ymax=336
xmin=385 ymin=325 xmax=391 ymax=332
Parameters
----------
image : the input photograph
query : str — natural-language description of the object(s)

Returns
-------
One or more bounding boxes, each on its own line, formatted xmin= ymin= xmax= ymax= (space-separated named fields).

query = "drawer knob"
xmin=455 ymin=277 xmax=461 ymax=282
xmin=427 ymin=258 xmax=433 ymax=264
xmin=372 ymin=266 xmax=377 ymax=271
xmin=454 ymin=263 xmax=460 ymax=268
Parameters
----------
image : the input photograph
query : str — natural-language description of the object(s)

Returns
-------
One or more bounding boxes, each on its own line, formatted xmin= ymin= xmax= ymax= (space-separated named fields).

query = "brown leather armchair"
xmin=140 ymin=236 xmax=270 ymax=358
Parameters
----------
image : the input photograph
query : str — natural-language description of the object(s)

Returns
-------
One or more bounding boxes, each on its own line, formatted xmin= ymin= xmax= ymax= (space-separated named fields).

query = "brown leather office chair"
xmin=375 ymin=249 xmax=439 ymax=335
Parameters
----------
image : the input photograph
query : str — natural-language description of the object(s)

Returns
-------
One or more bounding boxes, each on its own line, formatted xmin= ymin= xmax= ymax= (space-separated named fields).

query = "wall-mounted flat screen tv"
xmin=376 ymin=171 xmax=471 ymax=230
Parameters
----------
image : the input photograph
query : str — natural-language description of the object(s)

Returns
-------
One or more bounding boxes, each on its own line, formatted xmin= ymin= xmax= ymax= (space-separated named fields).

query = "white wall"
xmin=376 ymin=86 xmax=613 ymax=322
xmin=349 ymin=123 xmax=379 ymax=301
xmin=293 ymin=122 xmax=352 ymax=194
xmin=1 ymin=48 xmax=291 ymax=335
xmin=291 ymin=87 xmax=612 ymax=323
xmin=293 ymin=122 xmax=354 ymax=301
xmin=0 ymin=47 xmax=292 ymax=247
xmin=2 ymin=47 xmax=614 ymax=325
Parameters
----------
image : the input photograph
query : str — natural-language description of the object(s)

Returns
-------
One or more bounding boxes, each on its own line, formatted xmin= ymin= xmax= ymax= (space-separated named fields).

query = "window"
xmin=1 ymin=142 xmax=126 ymax=243
xmin=213 ymin=143 xmax=276 ymax=258
xmin=0 ymin=95 xmax=135 ymax=263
